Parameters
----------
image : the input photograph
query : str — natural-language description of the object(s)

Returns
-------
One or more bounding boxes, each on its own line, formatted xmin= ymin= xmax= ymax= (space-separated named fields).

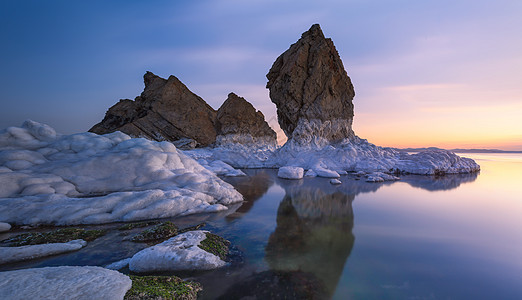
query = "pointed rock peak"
xmin=302 ymin=23 xmax=325 ymax=39
xmin=266 ymin=24 xmax=355 ymax=146
xmin=216 ymin=93 xmax=277 ymax=146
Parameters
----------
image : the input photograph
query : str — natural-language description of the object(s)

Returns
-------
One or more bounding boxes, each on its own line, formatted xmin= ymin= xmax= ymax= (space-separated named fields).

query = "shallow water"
xmin=1 ymin=153 xmax=521 ymax=299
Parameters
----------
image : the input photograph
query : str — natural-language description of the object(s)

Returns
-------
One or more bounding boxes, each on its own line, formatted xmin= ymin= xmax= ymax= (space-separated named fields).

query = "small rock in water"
xmin=129 ymin=230 xmax=228 ymax=273
xmin=278 ymin=166 xmax=304 ymax=179
xmin=0 ymin=239 xmax=87 ymax=265
xmin=0 ymin=222 xmax=11 ymax=232
xmin=330 ymin=179 xmax=342 ymax=185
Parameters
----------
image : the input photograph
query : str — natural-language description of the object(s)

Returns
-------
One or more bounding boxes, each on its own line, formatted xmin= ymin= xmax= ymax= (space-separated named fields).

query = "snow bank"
xmin=0 ymin=266 xmax=131 ymax=300
xmin=0 ymin=239 xmax=87 ymax=265
xmin=0 ymin=121 xmax=243 ymax=226
xmin=184 ymin=135 xmax=480 ymax=176
xmin=129 ymin=230 xmax=226 ymax=273
xmin=277 ymin=166 xmax=304 ymax=179
xmin=0 ymin=222 xmax=10 ymax=232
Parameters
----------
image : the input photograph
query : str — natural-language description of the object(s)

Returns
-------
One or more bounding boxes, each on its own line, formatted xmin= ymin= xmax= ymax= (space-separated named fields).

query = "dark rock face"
xmin=215 ymin=92 xmax=277 ymax=146
xmin=266 ymin=24 xmax=355 ymax=145
xmin=90 ymin=72 xmax=217 ymax=147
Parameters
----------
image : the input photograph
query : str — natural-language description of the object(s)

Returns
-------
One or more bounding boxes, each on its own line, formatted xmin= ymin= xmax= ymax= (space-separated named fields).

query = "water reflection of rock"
xmin=401 ymin=172 xmax=479 ymax=191
xmin=221 ymin=169 xmax=274 ymax=220
xmin=265 ymin=180 xmax=355 ymax=298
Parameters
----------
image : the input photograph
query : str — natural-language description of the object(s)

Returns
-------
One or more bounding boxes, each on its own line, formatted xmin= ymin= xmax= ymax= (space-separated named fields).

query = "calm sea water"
xmin=1 ymin=153 xmax=521 ymax=299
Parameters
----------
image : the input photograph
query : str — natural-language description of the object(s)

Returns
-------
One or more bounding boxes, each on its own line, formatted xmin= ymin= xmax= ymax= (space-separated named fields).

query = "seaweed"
xmin=124 ymin=275 xmax=201 ymax=300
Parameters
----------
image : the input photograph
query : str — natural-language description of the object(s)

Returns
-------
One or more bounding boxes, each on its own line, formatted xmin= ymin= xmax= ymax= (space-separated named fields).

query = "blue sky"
xmin=1 ymin=0 xmax=521 ymax=149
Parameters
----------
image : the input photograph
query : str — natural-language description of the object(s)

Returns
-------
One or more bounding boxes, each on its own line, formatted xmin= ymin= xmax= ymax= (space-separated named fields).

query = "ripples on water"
xmin=1 ymin=154 xmax=521 ymax=299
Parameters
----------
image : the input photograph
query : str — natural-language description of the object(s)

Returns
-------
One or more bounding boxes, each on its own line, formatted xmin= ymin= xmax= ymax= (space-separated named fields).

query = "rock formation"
xmin=215 ymin=92 xmax=277 ymax=146
xmin=266 ymin=24 xmax=355 ymax=146
xmin=90 ymin=72 xmax=217 ymax=147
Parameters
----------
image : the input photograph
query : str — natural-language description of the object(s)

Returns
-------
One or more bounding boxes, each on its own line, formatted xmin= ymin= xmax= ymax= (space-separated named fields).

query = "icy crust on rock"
xmin=0 ymin=239 xmax=87 ymax=265
xmin=129 ymin=230 xmax=226 ymax=273
xmin=184 ymin=135 xmax=479 ymax=176
xmin=0 ymin=266 xmax=131 ymax=300
xmin=185 ymin=141 xmax=276 ymax=169
xmin=0 ymin=121 xmax=243 ymax=226
xmin=267 ymin=136 xmax=479 ymax=175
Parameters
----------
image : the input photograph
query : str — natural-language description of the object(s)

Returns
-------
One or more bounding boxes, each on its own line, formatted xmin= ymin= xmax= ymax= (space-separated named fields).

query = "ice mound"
xmin=0 ymin=121 xmax=243 ymax=226
xmin=129 ymin=230 xmax=226 ymax=273
xmin=0 ymin=266 xmax=131 ymax=300
xmin=277 ymin=166 xmax=304 ymax=180
xmin=0 ymin=239 xmax=87 ymax=265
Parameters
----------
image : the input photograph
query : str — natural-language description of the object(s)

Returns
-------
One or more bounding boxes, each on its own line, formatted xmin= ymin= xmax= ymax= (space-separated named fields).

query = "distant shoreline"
xmin=397 ymin=147 xmax=522 ymax=154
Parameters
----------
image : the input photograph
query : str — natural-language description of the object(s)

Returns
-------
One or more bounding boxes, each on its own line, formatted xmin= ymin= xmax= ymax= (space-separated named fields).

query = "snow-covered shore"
xmin=0 ymin=121 xmax=243 ymax=226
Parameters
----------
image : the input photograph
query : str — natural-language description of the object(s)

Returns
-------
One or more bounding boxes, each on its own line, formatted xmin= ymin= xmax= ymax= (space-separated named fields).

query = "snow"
xmin=0 ymin=121 xmax=243 ymax=226
xmin=0 ymin=266 xmax=131 ymax=300
xmin=0 ymin=222 xmax=10 ymax=232
xmin=105 ymin=258 xmax=131 ymax=271
xmin=304 ymin=169 xmax=317 ymax=177
xmin=277 ymin=166 xmax=304 ymax=179
xmin=364 ymin=172 xmax=400 ymax=182
xmin=129 ymin=230 xmax=226 ymax=273
xmin=0 ymin=239 xmax=87 ymax=265
xmin=330 ymin=179 xmax=342 ymax=185
xmin=184 ymin=135 xmax=480 ymax=176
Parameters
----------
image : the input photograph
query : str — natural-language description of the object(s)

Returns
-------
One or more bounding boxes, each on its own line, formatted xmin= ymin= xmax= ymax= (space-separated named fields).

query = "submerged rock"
xmin=129 ymin=230 xmax=228 ymax=273
xmin=0 ymin=222 xmax=10 ymax=232
xmin=0 ymin=266 xmax=131 ymax=300
xmin=267 ymin=24 xmax=355 ymax=146
xmin=0 ymin=239 xmax=87 ymax=265
xmin=90 ymin=72 xmax=217 ymax=147
xmin=215 ymin=92 xmax=277 ymax=146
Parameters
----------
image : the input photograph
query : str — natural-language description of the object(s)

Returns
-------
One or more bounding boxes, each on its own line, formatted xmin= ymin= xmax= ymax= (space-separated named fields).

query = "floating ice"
xmin=0 ymin=222 xmax=10 ymax=232
xmin=129 ymin=230 xmax=226 ymax=273
xmin=0 ymin=239 xmax=87 ymax=265
xmin=0 ymin=266 xmax=131 ymax=300
xmin=0 ymin=121 xmax=243 ymax=226
xmin=277 ymin=166 xmax=304 ymax=180
xmin=330 ymin=179 xmax=342 ymax=185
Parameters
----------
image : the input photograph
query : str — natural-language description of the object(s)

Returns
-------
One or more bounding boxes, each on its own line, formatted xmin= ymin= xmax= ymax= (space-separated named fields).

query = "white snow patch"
xmin=277 ymin=166 xmax=304 ymax=180
xmin=129 ymin=230 xmax=226 ymax=273
xmin=0 ymin=266 xmax=131 ymax=300
xmin=365 ymin=172 xmax=400 ymax=183
xmin=105 ymin=258 xmax=131 ymax=270
xmin=330 ymin=179 xmax=342 ymax=185
xmin=184 ymin=135 xmax=479 ymax=176
xmin=304 ymin=169 xmax=317 ymax=177
xmin=206 ymin=160 xmax=246 ymax=177
xmin=0 ymin=239 xmax=87 ymax=265
xmin=0 ymin=222 xmax=10 ymax=232
xmin=0 ymin=121 xmax=243 ymax=226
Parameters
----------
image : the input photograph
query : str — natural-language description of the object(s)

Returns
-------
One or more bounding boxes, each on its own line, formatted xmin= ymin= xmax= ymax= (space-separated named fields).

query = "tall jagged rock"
xmin=266 ymin=24 xmax=355 ymax=146
xmin=90 ymin=72 xmax=217 ymax=147
xmin=215 ymin=93 xmax=277 ymax=146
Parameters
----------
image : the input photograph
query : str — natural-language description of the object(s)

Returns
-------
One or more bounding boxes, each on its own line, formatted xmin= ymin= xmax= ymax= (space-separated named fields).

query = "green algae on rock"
xmin=124 ymin=275 xmax=201 ymax=300
xmin=198 ymin=232 xmax=231 ymax=261
xmin=3 ymin=228 xmax=106 ymax=247
xmin=118 ymin=221 xmax=161 ymax=231
xmin=131 ymin=222 xmax=179 ymax=243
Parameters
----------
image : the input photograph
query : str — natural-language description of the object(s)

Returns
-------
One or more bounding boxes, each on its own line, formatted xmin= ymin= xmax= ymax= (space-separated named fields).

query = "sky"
xmin=1 ymin=0 xmax=521 ymax=150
